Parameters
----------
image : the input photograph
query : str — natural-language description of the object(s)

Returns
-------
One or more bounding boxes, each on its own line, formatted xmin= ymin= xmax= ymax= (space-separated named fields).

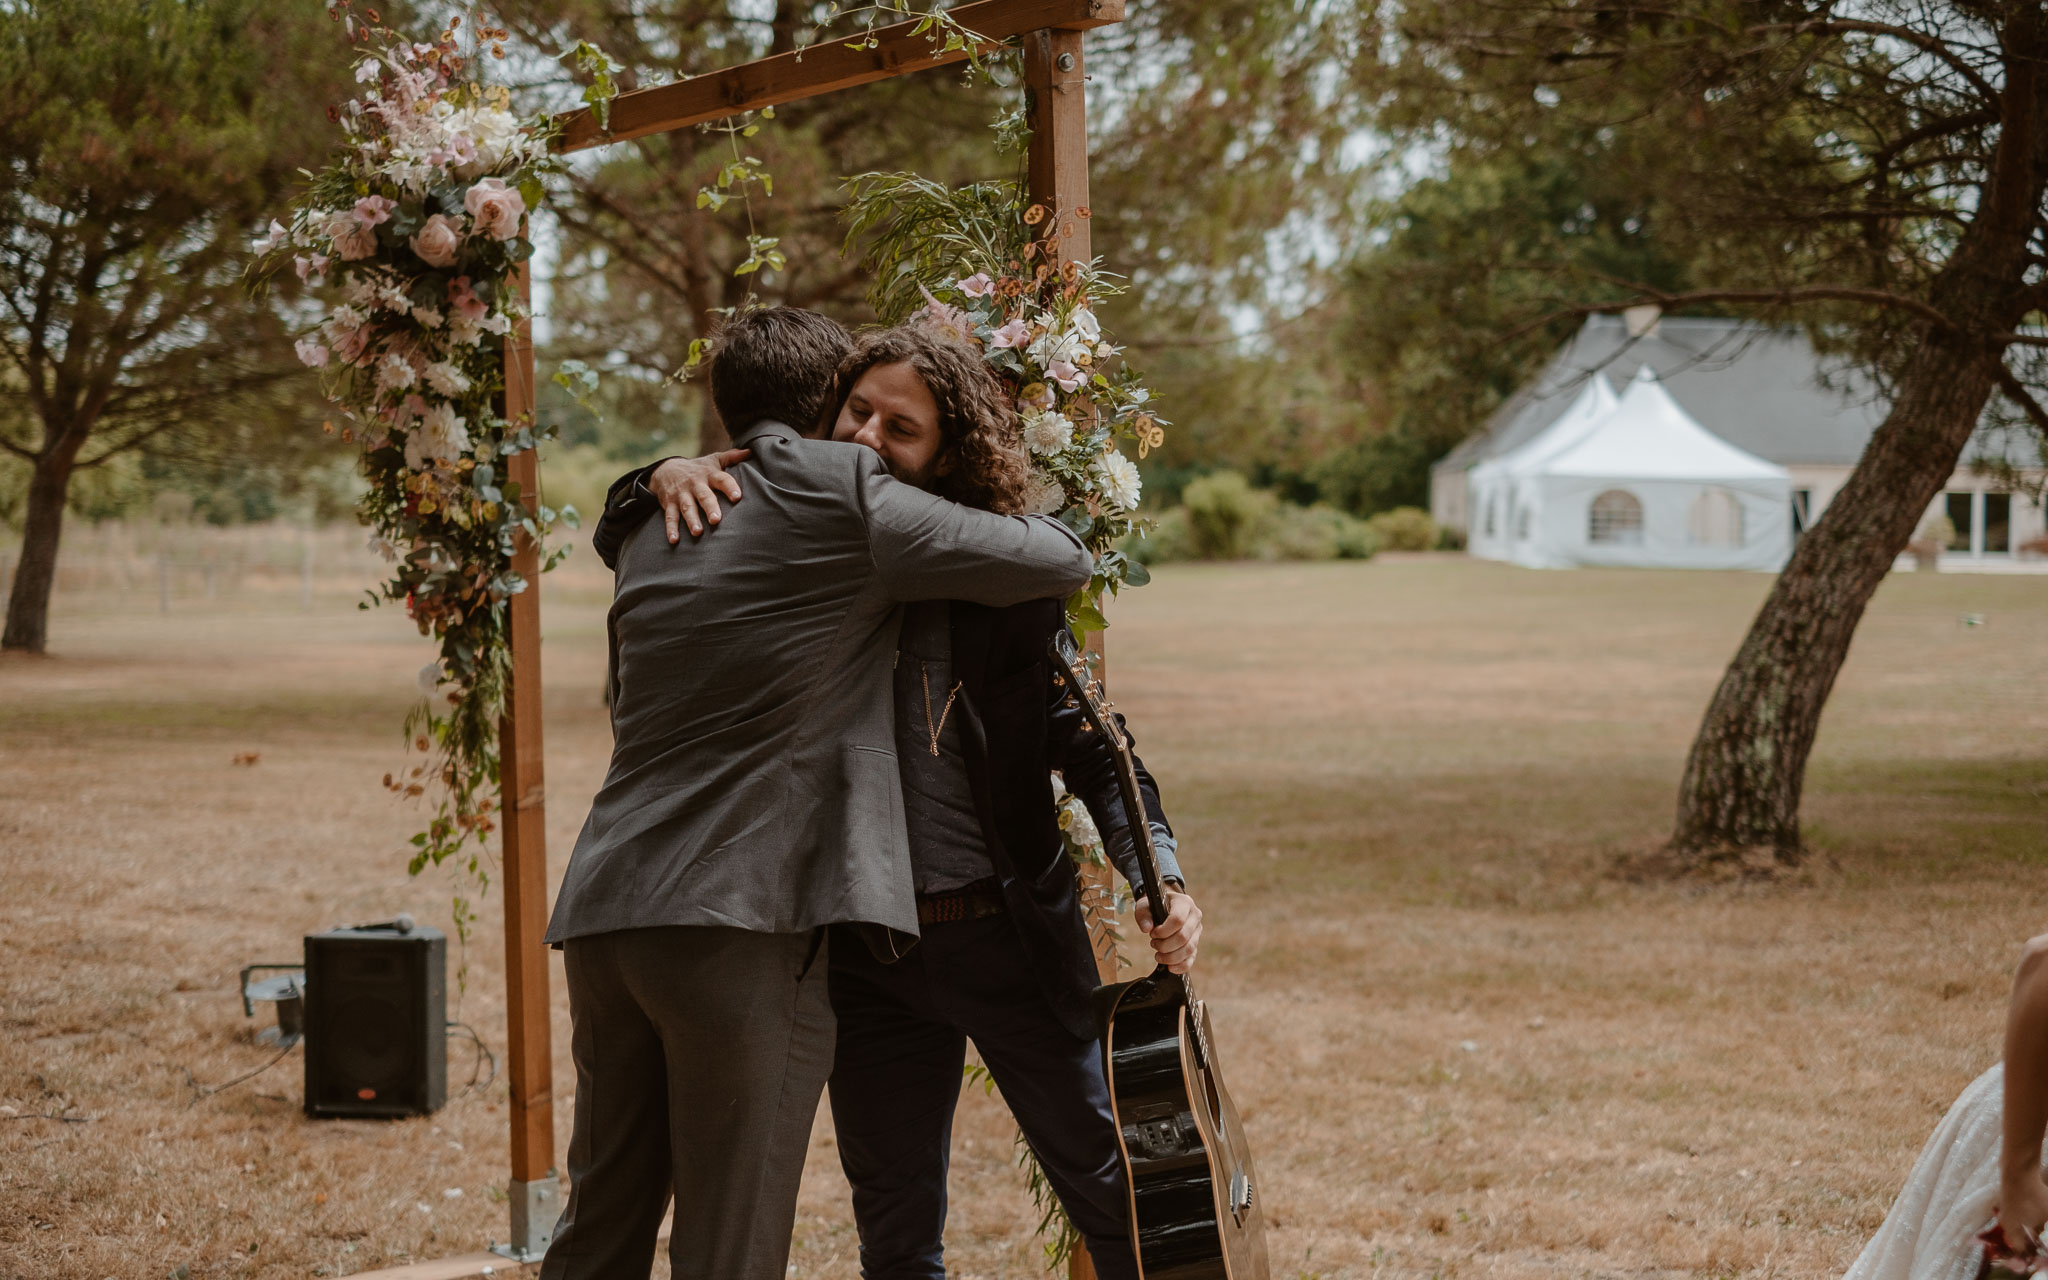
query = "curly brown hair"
xmin=818 ymin=324 xmax=1033 ymax=514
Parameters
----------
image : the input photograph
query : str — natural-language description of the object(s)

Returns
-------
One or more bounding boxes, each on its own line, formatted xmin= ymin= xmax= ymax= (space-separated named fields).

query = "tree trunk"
xmin=1669 ymin=5 xmax=2048 ymax=868
xmin=1669 ymin=328 xmax=2002 ymax=862
xmin=2 ymin=446 xmax=80 ymax=654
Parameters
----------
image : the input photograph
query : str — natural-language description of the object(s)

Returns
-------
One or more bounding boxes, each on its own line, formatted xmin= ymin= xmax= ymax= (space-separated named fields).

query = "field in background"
xmin=2 ymin=544 xmax=2045 ymax=1280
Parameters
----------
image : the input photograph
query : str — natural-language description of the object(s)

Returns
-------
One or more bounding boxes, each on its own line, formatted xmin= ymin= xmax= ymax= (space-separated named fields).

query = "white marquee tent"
xmin=1472 ymin=367 xmax=1794 ymax=571
xmin=1466 ymin=374 xmax=1617 ymax=561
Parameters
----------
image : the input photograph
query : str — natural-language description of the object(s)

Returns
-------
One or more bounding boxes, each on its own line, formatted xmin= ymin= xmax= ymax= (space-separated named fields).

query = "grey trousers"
xmin=541 ymin=925 xmax=833 ymax=1280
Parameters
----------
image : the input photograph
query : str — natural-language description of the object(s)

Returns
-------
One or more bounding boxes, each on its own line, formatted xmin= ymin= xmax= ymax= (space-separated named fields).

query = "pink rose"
xmin=447 ymin=275 xmax=488 ymax=320
xmin=410 ymin=214 xmax=461 ymax=268
xmin=326 ymin=213 xmax=377 ymax=261
xmin=331 ymin=326 xmax=370 ymax=365
xmin=463 ymin=177 xmax=526 ymax=241
xmin=353 ymin=195 xmax=395 ymax=227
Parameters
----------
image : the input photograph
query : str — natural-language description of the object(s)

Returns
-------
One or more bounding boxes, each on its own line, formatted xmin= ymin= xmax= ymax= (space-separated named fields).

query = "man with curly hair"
xmin=597 ymin=322 xmax=1205 ymax=1280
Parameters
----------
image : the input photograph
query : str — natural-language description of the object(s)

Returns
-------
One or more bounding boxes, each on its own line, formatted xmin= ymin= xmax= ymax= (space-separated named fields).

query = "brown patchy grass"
xmin=2 ymin=548 xmax=2044 ymax=1280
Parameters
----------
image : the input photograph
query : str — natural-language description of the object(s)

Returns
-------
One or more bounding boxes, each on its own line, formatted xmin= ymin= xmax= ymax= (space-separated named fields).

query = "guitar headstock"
xmin=1049 ymin=630 xmax=1120 ymax=748
xmin=1048 ymin=629 xmax=1174 ymax=931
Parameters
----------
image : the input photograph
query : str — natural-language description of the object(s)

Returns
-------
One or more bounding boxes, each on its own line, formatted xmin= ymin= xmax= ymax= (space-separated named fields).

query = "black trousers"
xmin=541 ymin=925 xmax=832 ymax=1280
xmin=827 ymin=914 xmax=1138 ymax=1280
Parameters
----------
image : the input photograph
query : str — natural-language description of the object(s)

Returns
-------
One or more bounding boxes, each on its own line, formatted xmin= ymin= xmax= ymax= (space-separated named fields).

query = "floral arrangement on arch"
xmin=843 ymin=173 xmax=1165 ymax=634
xmin=249 ymin=11 xmax=613 ymax=921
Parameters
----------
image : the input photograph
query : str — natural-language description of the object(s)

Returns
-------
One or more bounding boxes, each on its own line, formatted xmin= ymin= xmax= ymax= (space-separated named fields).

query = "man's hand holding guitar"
xmin=1137 ymin=887 xmax=1202 ymax=973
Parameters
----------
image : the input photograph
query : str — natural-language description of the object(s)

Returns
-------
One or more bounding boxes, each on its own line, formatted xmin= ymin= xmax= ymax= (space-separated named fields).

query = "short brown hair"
xmin=821 ymin=325 xmax=1033 ymax=514
xmin=707 ymin=306 xmax=852 ymax=436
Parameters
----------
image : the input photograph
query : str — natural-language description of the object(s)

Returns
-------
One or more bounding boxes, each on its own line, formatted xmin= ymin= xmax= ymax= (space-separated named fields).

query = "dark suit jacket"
xmin=952 ymin=597 xmax=1183 ymax=1041
xmin=546 ymin=421 xmax=1094 ymax=946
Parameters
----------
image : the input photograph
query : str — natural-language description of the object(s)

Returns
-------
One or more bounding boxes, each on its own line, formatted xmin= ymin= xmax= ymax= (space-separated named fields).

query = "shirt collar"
xmin=731 ymin=418 xmax=802 ymax=447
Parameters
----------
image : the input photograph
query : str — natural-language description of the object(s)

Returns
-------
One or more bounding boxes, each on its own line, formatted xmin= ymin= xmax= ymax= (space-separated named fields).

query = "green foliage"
xmin=496 ymin=0 xmax=1007 ymax=435
xmin=1181 ymin=472 xmax=1273 ymax=561
xmin=562 ymin=40 xmax=622 ymax=131
xmin=1267 ymin=504 xmax=1381 ymax=562
xmin=1366 ymin=506 xmax=1439 ymax=553
xmin=0 ymin=0 xmax=349 ymax=646
xmin=1136 ymin=472 xmax=1380 ymax=564
xmin=840 ymin=173 xmax=1027 ymax=323
xmin=1321 ymin=140 xmax=1704 ymax=511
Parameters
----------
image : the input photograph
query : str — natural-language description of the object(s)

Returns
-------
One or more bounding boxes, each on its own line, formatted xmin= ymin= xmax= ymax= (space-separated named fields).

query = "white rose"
xmin=463 ymin=177 xmax=526 ymax=241
xmin=1093 ymin=449 xmax=1142 ymax=511
xmin=1060 ymin=796 xmax=1102 ymax=849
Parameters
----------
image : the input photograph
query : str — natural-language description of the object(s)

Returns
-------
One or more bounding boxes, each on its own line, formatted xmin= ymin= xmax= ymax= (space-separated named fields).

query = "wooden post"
xmin=1025 ymin=27 xmax=1115 ymax=1280
xmin=492 ymin=260 xmax=558 ymax=1262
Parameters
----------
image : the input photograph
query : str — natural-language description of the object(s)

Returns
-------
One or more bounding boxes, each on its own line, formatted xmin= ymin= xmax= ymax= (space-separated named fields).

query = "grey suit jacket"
xmin=545 ymin=420 xmax=1095 ymax=944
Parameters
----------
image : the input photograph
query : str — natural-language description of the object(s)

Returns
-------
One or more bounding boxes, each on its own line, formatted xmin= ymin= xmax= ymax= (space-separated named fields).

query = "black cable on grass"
xmin=177 ymin=1040 xmax=298 ymax=1104
xmin=447 ymin=1020 xmax=497 ymax=1096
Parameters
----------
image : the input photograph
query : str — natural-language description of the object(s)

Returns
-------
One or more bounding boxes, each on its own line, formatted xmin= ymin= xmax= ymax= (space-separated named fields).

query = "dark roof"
xmin=1438 ymin=316 xmax=1891 ymax=474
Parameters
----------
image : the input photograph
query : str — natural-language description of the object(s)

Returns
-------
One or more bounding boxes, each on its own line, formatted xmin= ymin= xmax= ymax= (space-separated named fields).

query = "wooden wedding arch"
xmin=483 ymin=1 xmax=1127 ymax=1273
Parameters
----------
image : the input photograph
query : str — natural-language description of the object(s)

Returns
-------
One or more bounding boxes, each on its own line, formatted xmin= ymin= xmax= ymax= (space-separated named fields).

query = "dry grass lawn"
xmin=2 ymin=545 xmax=2045 ymax=1280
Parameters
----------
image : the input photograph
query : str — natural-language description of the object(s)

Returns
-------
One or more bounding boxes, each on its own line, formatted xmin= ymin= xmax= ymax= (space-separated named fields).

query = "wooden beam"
xmin=555 ymin=0 xmax=1124 ymax=152
xmin=1024 ymin=27 xmax=1113 ymax=1280
xmin=497 ymin=261 xmax=558 ymax=1256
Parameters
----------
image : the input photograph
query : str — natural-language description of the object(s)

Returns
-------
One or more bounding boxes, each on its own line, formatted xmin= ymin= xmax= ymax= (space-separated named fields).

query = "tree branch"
xmin=1500 ymin=274 xmax=1958 ymax=343
xmin=1751 ymin=19 xmax=2001 ymax=105
xmin=1993 ymin=362 xmax=2048 ymax=438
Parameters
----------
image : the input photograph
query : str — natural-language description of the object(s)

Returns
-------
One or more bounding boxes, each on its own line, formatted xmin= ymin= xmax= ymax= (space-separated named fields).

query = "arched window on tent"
xmin=1688 ymin=487 xmax=1745 ymax=547
xmin=1515 ymin=504 xmax=1531 ymax=540
xmin=1484 ymin=492 xmax=1498 ymax=537
xmin=1588 ymin=490 xmax=1644 ymax=545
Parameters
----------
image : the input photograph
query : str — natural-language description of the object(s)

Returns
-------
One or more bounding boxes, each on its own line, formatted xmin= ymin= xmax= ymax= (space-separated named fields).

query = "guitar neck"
xmin=1103 ymin=711 xmax=1172 ymax=928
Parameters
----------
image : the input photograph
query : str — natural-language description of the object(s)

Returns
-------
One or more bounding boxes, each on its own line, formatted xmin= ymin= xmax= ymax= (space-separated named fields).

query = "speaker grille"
xmin=303 ymin=925 xmax=446 ymax=1118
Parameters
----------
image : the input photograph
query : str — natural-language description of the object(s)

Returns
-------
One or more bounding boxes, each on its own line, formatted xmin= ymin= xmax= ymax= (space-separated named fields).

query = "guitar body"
xmin=1048 ymin=629 xmax=1269 ymax=1279
xmin=1102 ymin=969 xmax=1269 ymax=1280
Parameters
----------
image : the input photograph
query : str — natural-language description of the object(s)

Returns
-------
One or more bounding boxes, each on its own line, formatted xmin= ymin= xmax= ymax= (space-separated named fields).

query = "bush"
xmin=1261 ymin=503 xmax=1380 ymax=561
xmin=1181 ymin=471 xmax=1275 ymax=560
xmin=1366 ymin=505 xmax=1438 ymax=552
xmin=1125 ymin=507 xmax=1193 ymax=566
xmin=1123 ymin=492 xmax=1379 ymax=565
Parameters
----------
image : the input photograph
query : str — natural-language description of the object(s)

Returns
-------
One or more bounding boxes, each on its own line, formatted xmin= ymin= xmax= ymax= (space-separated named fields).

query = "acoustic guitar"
xmin=1050 ymin=631 xmax=1270 ymax=1280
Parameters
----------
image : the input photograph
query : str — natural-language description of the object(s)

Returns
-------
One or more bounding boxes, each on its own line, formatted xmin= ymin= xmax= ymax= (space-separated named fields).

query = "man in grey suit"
xmin=539 ymin=307 xmax=1094 ymax=1280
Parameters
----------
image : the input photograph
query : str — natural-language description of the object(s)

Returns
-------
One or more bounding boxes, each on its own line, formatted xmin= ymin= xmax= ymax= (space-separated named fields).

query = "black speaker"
xmin=303 ymin=921 xmax=446 ymax=1118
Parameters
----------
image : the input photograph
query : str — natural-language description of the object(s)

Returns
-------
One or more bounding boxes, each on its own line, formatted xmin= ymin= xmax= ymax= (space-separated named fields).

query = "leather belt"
xmin=916 ymin=882 xmax=1006 ymax=926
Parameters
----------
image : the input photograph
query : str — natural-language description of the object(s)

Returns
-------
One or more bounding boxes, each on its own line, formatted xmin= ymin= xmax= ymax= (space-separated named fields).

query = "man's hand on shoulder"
xmin=1136 ymin=885 xmax=1203 ymax=974
xmin=648 ymin=449 xmax=751 ymax=543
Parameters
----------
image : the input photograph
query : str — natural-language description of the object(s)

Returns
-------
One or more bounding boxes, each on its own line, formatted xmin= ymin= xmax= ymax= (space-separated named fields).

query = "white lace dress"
xmin=1844 ymin=1064 xmax=2006 ymax=1280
